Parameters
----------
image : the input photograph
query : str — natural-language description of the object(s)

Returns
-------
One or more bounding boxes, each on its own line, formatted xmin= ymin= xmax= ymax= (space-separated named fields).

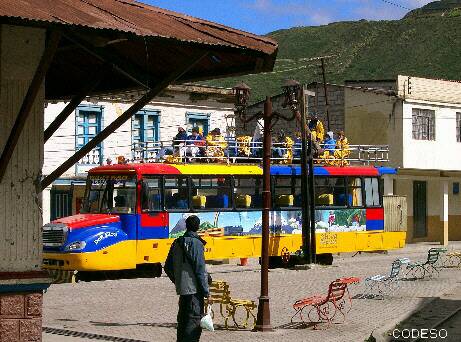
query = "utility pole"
xmin=303 ymin=87 xmax=317 ymax=264
xmin=320 ymin=57 xmax=331 ymax=132
xmin=300 ymin=86 xmax=311 ymax=264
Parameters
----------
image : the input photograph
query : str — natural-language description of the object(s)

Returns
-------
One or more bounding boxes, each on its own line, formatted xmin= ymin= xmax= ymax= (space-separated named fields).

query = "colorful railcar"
xmin=42 ymin=163 xmax=405 ymax=275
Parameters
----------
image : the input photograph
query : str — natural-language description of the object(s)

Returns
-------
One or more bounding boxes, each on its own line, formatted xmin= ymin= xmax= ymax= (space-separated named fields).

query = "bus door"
xmin=139 ymin=177 xmax=169 ymax=241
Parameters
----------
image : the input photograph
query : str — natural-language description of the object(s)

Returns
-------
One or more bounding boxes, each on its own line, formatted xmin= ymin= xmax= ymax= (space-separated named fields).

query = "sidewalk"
xmin=42 ymin=242 xmax=461 ymax=342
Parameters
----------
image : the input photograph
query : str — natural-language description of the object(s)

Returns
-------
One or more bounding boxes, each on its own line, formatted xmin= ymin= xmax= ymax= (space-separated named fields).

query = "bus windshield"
xmin=81 ymin=174 xmax=137 ymax=214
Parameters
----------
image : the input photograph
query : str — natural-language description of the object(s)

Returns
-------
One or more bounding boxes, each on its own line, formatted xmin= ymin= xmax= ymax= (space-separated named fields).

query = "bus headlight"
xmin=65 ymin=241 xmax=86 ymax=251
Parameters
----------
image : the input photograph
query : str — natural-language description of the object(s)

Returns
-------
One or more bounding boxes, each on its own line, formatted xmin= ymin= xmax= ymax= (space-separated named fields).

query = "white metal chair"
xmin=360 ymin=258 xmax=410 ymax=299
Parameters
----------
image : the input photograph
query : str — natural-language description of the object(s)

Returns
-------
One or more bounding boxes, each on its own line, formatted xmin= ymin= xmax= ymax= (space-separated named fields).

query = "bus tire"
xmin=316 ymin=253 xmax=333 ymax=265
xmin=137 ymin=263 xmax=162 ymax=278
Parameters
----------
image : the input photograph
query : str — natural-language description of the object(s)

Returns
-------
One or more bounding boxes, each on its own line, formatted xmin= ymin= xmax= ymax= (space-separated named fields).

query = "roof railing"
xmin=123 ymin=139 xmax=389 ymax=166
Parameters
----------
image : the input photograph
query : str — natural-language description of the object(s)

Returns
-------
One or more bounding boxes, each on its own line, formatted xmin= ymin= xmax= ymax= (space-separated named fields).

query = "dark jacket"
xmin=173 ymin=131 xmax=188 ymax=147
xmin=164 ymin=230 xmax=209 ymax=297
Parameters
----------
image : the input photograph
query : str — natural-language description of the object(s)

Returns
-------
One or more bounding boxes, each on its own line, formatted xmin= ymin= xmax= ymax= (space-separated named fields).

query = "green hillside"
xmin=205 ymin=0 xmax=461 ymax=102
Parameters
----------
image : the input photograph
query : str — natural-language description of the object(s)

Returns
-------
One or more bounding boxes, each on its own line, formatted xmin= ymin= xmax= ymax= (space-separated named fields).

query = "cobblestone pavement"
xmin=43 ymin=242 xmax=461 ymax=342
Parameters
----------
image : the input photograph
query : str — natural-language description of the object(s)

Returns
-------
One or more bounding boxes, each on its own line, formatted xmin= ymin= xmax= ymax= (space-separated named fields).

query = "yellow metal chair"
xmin=206 ymin=280 xmax=257 ymax=329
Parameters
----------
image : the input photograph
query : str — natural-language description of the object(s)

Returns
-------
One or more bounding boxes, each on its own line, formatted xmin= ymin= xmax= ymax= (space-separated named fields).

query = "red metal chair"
xmin=291 ymin=279 xmax=350 ymax=329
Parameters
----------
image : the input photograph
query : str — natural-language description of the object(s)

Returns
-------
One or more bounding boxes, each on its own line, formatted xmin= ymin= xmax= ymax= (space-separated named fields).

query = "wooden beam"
xmin=44 ymin=66 xmax=111 ymax=142
xmin=63 ymin=33 xmax=154 ymax=90
xmin=41 ymin=51 xmax=209 ymax=190
xmin=0 ymin=31 xmax=61 ymax=183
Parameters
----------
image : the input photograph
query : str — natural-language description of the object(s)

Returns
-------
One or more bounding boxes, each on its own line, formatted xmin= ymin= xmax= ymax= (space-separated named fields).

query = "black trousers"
xmin=177 ymin=293 xmax=204 ymax=342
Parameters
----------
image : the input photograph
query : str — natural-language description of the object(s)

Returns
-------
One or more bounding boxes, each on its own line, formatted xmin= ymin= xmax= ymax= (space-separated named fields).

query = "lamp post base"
xmin=253 ymin=296 xmax=273 ymax=332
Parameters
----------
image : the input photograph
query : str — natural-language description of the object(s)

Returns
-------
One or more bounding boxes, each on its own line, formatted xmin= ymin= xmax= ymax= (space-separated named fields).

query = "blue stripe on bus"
xmin=377 ymin=167 xmax=397 ymax=175
xmin=138 ymin=225 xmax=169 ymax=239
xmin=270 ymin=166 xmax=329 ymax=176
xmin=366 ymin=219 xmax=384 ymax=231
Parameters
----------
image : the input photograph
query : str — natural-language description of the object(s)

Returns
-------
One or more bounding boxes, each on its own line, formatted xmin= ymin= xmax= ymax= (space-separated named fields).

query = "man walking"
xmin=164 ymin=215 xmax=209 ymax=342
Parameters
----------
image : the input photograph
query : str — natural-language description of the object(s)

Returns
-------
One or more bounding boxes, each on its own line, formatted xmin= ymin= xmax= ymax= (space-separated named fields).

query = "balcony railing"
xmin=129 ymin=139 xmax=389 ymax=166
xmin=78 ymin=148 xmax=102 ymax=165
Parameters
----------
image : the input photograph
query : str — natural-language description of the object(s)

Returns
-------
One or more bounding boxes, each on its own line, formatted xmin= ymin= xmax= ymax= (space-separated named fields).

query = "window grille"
xmin=412 ymin=108 xmax=435 ymax=140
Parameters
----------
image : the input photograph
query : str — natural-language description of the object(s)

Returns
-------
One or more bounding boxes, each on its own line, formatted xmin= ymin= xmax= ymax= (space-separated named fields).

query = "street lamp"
xmin=232 ymin=80 xmax=305 ymax=332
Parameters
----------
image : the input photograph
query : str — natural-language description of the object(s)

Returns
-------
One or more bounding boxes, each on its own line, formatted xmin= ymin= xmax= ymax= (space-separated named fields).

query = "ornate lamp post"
xmin=233 ymin=81 xmax=308 ymax=332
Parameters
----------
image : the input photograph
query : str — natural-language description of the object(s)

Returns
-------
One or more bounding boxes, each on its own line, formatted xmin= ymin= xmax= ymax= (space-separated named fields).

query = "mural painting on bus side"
xmin=168 ymin=209 xmax=367 ymax=238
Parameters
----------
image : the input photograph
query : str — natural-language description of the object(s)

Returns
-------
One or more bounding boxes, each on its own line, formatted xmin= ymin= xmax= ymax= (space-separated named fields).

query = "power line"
xmin=378 ymin=0 xmax=412 ymax=11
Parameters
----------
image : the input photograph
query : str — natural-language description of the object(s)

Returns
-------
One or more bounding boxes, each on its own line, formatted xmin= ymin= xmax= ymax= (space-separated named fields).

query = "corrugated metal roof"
xmin=0 ymin=0 xmax=277 ymax=55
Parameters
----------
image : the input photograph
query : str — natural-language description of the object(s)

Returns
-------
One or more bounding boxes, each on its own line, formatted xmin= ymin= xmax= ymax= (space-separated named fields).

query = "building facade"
xmin=43 ymin=85 xmax=234 ymax=224
xmin=345 ymin=75 xmax=461 ymax=244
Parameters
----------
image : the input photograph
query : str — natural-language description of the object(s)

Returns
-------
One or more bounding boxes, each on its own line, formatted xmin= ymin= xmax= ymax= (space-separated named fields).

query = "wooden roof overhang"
xmin=0 ymin=0 xmax=278 ymax=187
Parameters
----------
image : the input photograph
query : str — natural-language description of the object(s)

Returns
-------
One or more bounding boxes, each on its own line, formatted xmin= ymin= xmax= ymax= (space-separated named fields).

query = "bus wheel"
xmin=136 ymin=263 xmax=162 ymax=278
xmin=316 ymin=253 xmax=333 ymax=265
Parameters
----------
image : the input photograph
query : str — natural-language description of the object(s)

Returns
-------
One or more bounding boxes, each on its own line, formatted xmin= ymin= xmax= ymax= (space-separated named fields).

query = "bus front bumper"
xmin=43 ymin=240 xmax=137 ymax=271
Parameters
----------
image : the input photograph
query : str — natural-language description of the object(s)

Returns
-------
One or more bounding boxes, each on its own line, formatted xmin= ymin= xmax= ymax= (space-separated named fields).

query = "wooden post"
xmin=0 ymin=31 xmax=61 ymax=183
xmin=41 ymin=52 xmax=209 ymax=190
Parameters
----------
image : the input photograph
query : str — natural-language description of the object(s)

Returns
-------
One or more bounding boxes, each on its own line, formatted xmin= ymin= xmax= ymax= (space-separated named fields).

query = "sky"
xmin=144 ymin=0 xmax=434 ymax=35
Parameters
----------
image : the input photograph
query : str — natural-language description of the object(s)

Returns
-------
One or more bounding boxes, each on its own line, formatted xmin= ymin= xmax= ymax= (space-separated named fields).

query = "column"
xmin=440 ymin=179 xmax=449 ymax=246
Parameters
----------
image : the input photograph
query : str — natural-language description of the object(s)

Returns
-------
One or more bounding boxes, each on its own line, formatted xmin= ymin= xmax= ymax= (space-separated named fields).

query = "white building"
xmin=345 ymin=75 xmax=461 ymax=244
xmin=43 ymin=84 xmax=234 ymax=224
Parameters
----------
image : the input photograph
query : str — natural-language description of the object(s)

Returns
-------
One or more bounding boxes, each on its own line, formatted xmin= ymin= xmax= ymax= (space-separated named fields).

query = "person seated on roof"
xmin=334 ymin=130 xmax=350 ymax=166
xmin=308 ymin=114 xmax=325 ymax=142
xmin=182 ymin=126 xmax=205 ymax=160
xmin=156 ymin=127 xmax=188 ymax=161
xmin=205 ymin=128 xmax=227 ymax=161
xmin=319 ymin=131 xmax=336 ymax=165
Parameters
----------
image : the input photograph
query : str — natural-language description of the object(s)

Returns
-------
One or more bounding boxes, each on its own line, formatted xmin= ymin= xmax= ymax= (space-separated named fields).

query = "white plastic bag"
xmin=200 ymin=305 xmax=214 ymax=332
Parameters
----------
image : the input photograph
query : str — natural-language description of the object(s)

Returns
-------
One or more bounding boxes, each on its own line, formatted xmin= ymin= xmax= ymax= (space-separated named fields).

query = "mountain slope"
xmin=205 ymin=1 xmax=461 ymax=102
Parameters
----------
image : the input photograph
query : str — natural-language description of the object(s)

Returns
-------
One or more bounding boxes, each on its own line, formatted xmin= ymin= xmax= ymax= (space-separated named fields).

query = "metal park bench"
xmin=291 ymin=277 xmax=360 ymax=329
xmin=405 ymin=248 xmax=447 ymax=279
xmin=442 ymin=250 xmax=461 ymax=268
xmin=206 ymin=280 xmax=257 ymax=329
xmin=360 ymin=258 xmax=410 ymax=299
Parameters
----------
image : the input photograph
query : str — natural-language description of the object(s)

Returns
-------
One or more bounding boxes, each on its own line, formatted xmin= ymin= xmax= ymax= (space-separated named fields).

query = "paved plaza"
xmin=42 ymin=242 xmax=461 ymax=342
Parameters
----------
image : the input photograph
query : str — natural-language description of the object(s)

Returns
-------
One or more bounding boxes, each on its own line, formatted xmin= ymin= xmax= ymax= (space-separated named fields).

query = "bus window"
xmin=165 ymin=177 xmax=189 ymax=210
xmin=364 ymin=177 xmax=380 ymax=206
xmin=234 ymin=177 xmax=262 ymax=209
xmin=191 ymin=177 xmax=231 ymax=209
xmin=142 ymin=178 xmax=162 ymax=211
xmin=82 ymin=175 xmax=137 ymax=214
xmin=273 ymin=176 xmax=301 ymax=208
xmin=348 ymin=177 xmax=363 ymax=207
xmin=315 ymin=177 xmax=346 ymax=207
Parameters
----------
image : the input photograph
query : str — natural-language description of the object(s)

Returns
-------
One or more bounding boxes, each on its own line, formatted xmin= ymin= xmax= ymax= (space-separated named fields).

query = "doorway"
xmin=413 ymin=181 xmax=427 ymax=238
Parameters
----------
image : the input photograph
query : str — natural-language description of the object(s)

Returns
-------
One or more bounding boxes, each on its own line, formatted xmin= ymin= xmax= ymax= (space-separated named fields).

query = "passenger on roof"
xmin=334 ymin=130 xmax=350 ymax=166
xmin=156 ymin=127 xmax=188 ymax=161
xmin=183 ymin=127 xmax=205 ymax=160
xmin=319 ymin=131 xmax=336 ymax=165
xmin=308 ymin=114 xmax=325 ymax=142
xmin=323 ymin=131 xmax=336 ymax=154
xmin=205 ymin=128 xmax=227 ymax=161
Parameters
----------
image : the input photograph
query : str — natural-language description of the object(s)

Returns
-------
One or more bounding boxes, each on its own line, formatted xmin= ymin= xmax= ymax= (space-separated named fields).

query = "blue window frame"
xmin=75 ymin=105 xmax=103 ymax=164
xmin=186 ymin=112 xmax=210 ymax=136
xmin=132 ymin=110 xmax=160 ymax=144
